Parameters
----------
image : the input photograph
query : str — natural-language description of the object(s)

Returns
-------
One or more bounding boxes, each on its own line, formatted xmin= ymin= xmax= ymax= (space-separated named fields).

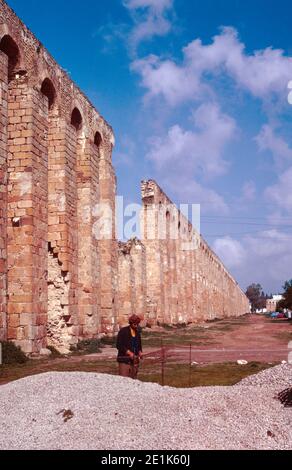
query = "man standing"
xmin=116 ymin=314 xmax=143 ymax=379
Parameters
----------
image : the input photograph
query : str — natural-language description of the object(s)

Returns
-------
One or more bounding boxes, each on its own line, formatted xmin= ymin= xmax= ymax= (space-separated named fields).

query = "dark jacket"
xmin=116 ymin=326 xmax=142 ymax=364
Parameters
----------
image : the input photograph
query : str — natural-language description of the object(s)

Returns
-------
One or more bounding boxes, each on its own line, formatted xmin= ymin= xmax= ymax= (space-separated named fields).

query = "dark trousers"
xmin=118 ymin=361 xmax=139 ymax=379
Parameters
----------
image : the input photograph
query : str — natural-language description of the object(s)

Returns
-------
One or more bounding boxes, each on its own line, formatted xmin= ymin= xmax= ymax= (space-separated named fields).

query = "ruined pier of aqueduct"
xmin=0 ymin=0 xmax=249 ymax=354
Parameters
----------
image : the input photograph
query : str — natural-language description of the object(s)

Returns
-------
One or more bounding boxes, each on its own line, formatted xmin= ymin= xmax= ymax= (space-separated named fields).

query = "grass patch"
xmin=99 ymin=336 xmax=116 ymax=347
xmin=141 ymin=336 xmax=214 ymax=348
xmin=70 ymin=339 xmax=102 ymax=355
xmin=141 ymin=330 xmax=162 ymax=338
xmin=0 ymin=358 xmax=118 ymax=386
xmin=141 ymin=315 xmax=252 ymax=348
xmin=141 ymin=327 xmax=215 ymax=347
xmin=0 ymin=355 xmax=278 ymax=390
xmin=1 ymin=341 xmax=28 ymax=365
xmin=139 ymin=361 xmax=278 ymax=387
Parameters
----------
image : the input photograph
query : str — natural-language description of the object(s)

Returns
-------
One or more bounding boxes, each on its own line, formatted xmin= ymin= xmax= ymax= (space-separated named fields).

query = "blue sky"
xmin=8 ymin=0 xmax=292 ymax=293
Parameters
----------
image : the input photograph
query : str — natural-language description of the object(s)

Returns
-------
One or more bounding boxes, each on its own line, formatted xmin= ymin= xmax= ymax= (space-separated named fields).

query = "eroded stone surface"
xmin=0 ymin=0 xmax=248 ymax=353
xmin=117 ymin=181 xmax=249 ymax=327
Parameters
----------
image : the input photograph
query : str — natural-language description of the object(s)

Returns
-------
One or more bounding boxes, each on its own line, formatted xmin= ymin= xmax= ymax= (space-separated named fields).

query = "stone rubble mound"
xmin=0 ymin=365 xmax=291 ymax=450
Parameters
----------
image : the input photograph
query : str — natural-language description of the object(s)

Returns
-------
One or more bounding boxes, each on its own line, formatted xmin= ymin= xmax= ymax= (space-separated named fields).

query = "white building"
xmin=266 ymin=295 xmax=283 ymax=312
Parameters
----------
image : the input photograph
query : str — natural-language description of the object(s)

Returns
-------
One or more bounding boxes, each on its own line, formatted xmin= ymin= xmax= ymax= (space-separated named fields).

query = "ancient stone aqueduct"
xmin=0 ymin=0 xmax=249 ymax=354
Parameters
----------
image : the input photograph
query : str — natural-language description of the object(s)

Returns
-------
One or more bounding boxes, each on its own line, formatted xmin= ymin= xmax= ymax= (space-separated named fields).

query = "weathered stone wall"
xmin=98 ymin=145 xmax=118 ymax=335
xmin=6 ymin=79 xmax=49 ymax=353
xmin=0 ymin=0 xmax=115 ymax=353
xmin=117 ymin=239 xmax=146 ymax=326
xmin=0 ymin=50 xmax=7 ymax=341
xmin=140 ymin=180 xmax=249 ymax=323
xmin=117 ymin=181 xmax=249 ymax=327
xmin=0 ymin=0 xmax=248 ymax=351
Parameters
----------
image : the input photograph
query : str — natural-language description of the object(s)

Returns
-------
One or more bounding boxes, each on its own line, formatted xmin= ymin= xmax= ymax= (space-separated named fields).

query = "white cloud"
xmin=256 ymin=124 xmax=292 ymax=167
xmin=243 ymin=230 xmax=292 ymax=290
xmin=125 ymin=0 xmax=172 ymax=11
xmin=145 ymin=103 xmax=235 ymax=213
xmin=213 ymin=230 xmax=292 ymax=292
xmin=245 ymin=229 xmax=290 ymax=257
xmin=132 ymin=55 xmax=203 ymax=105
xmin=265 ymin=166 xmax=292 ymax=211
xmin=185 ymin=27 xmax=292 ymax=99
xmin=255 ymin=125 xmax=292 ymax=214
xmin=124 ymin=0 xmax=173 ymax=51
xmin=94 ymin=22 xmax=128 ymax=54
xmin=147 ymin=103 xmax=236 ymax=178
xmin=165 ymin=176 xmax=229 ymax=214
xmin=132 ymin=26 xmax=292 ymax=105
xmin=242 ymin=181 xmax=256 ymax=202
xmin=213 ymin=236 xmax=246 ymax=268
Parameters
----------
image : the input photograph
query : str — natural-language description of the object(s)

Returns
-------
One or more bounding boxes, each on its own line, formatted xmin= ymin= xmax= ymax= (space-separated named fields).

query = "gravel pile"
xmin=237 ymin=363 xmax=292 ymax=388
xmin=0 ymin=365 xmax=291 ymax=450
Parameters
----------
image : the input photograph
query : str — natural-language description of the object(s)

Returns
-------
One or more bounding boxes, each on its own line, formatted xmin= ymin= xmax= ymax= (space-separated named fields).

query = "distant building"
xmin=255 ymin=308 xmax=267 ymax=314
xmin=266 ymin=295 xmax=283 ymax=312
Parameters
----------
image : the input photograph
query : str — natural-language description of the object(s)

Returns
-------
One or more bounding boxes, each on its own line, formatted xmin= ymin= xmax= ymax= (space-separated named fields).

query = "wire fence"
xmin=137 ymin=342 xmax=290 ymax=387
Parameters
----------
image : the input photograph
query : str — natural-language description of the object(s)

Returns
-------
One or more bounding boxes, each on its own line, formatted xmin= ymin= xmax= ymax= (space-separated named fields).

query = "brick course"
xmin=117 ymin=181 xmax=249 ymax=327
xmin=0 ymin=0 xmax=115 ymax=352
xmin=0 ymin=0 xmax=248 ymax=352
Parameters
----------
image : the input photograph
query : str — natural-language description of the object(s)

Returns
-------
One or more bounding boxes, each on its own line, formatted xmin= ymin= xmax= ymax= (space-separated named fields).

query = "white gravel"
xmin=0 ymin=364 xmax=291 ymax=450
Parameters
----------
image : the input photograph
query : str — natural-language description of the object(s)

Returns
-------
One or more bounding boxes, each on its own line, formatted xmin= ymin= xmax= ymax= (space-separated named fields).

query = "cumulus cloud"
xmin=213 ymin=236 xmax=246 ymax=268
xmin=256 ymin=124 xmax=292 ymax=167
xmin=124 ymin=0 xmax=174 ymax=52
xmin=147 ymin=103 xmax=236 ymax=178
xmin=145 ymin=102 xmax=235 ymax=212
xmin=132 ymin=54 xmax=205 ymax=105
xmin=242 ymin=181 xmax=256 ymax=202
xmin=125 ymin=0 xmax=173 ymax=14
xmin=243 ymin=230 xmax=292 ymax=290
xmin=265 ymin=166 xmax=292 ymax=212
xmin=165 ymin=176 xmax=229 ymax=214
xmin=132 ymin=26 xmax=292 ymax=105
xmin=213 ymin=230 xmax=292 ymax=291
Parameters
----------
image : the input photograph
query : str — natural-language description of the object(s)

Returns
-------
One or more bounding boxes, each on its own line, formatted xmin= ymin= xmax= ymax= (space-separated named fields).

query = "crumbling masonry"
xmin=0 ymin=0 xmax=249 ymax=354
xmin=117 ymin=181 xmax=249 ymax=327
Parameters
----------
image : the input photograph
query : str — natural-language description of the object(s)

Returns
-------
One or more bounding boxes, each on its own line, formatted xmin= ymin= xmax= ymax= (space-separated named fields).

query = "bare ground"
xmin=0 ymin=314 xmax=291 ymax=387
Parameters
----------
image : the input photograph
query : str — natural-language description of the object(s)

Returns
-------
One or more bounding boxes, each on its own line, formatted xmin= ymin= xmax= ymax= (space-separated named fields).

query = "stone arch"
xmin=40 ymin=78 xmax=56 ymax=110
xmin=71 ymin=107 xmax=83 ymax=131
xmin=0 ymin=34 xmax=21 ymax=80
xmin=94 ymin=130 xmax=102 ymax=148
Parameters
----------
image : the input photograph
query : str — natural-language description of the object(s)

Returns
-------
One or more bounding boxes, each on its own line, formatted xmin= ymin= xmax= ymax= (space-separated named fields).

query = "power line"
xmin=202 ymin=221 xmax=292 ymax=227
xmin=205 ymin=233 xmax=292 ymax=240
xmin=202 ymin=215 xmax=292 ymax=221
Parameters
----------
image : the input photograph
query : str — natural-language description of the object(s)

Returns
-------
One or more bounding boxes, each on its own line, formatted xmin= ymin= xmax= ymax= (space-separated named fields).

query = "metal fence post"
xmin=189 ymin=343 xmax=192 ymax=387
xmin=161 ymin=338 xmax=165 ymax=386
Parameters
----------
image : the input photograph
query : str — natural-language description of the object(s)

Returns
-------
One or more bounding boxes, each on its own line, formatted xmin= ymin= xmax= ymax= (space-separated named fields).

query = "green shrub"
xmin=70 ymin=338 xmax=101 ymax=355
xmin=1 ymin=341 xmax=28 ymax=364
xmin=99 ymin=336 xmax=116 ymax=347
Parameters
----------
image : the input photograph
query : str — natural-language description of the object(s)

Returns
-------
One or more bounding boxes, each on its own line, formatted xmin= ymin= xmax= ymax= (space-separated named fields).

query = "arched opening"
xmin=71 ymin=107 xmax=82 ymax=131
xmin=41 ymin=78 xmax=56 ymax=109
xmin=94 ymin=131 xmax=102 ymax=148
xmin=0 ymin=35 xmax=20 ymax=80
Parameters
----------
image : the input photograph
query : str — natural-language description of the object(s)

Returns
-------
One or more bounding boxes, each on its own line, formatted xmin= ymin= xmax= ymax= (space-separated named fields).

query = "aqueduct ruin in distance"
xmin=0 ymin=0 xmax=249 ymax=354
